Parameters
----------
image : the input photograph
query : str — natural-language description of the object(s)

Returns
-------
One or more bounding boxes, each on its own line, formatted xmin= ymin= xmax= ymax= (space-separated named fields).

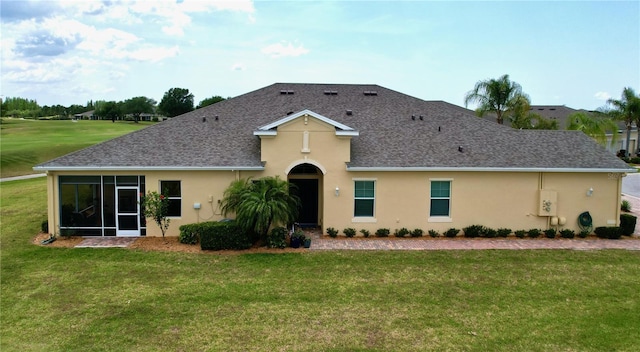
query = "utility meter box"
xmin=538 ymin=190 xmax=558 ymax=216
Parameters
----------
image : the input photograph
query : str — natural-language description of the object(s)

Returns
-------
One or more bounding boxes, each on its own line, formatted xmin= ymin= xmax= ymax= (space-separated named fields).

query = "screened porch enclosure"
xmin=58 ymin=175 xmax=146 ymax=236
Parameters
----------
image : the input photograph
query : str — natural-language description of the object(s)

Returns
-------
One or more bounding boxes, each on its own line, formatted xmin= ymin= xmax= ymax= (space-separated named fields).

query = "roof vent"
xmin=214 ymin=115 xmax=219 ymax=121
xmin=458 ymin=146 xmax=464 ymax=152
xmin=438 ymin=126 xmax=441 ymax=132
xmin=280 ymin=90 xmax=294 ymax=95
xmin=346 ymin=110 xmax=353 ymax=116
xmin=411 ymin=115 xmax=416 ymax=120
xmin=419 ymin=115 xmax=424 ymax=121
xmin=363 ymin=91 xmax=378 ymax=96
xmin=202 ymin=117 xmax=207 ymax=122
xmin=324 ymin=90 xmax=338 ymax=95
xmin=286 ymin=111 xmax=294 ymax=115
xmin=549 ymin=108 xmax=556 ymax=111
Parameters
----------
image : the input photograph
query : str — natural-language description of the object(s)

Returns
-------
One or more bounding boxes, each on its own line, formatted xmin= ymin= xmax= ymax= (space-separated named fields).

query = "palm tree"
xmin=464 ymin=74 xmax=530 ymax=125
xmin=605 ymin=87 xmax=640 ymax=157
xmin=566 ymin=112 xmax=619 ymax=147
xmin=220 ymin=176 xmax=299 ymax=241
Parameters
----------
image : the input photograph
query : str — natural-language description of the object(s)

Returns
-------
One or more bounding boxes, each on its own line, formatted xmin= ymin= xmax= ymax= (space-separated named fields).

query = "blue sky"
xmin=1 ymin=0 xmax=638 ymax=110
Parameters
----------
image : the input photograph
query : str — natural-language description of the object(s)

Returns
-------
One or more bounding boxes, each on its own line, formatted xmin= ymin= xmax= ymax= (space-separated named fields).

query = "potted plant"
xmin=303 ymin=237 xmax=312 ymax=248
xmin=291 ymin=229 xmax=305 ymax=248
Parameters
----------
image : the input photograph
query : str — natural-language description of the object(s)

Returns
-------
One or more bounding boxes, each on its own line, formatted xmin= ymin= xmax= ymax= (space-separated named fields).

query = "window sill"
xmin=351 ymin=217 xmax=377 ymax=223
xmin=428 ymin=216 xmax=452 ymax=223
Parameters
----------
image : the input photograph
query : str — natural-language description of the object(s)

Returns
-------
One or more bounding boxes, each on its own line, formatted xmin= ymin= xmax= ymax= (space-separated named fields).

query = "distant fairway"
xmin=0 ymin=118 xmax=153 ymax=178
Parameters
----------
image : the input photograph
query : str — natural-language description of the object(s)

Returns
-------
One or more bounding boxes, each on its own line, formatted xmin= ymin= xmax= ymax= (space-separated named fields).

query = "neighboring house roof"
xmin=35 ymin=83 xmax=631 ymax=172
xmin=74 ymin=110 xmax=95 ymax=117
xmin=482 ymin=105 xmax=637 ymax=131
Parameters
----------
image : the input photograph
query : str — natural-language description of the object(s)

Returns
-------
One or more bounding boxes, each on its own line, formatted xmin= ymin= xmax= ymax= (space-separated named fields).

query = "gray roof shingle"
xmin=36 ymin=83 xmax=632 ymax=172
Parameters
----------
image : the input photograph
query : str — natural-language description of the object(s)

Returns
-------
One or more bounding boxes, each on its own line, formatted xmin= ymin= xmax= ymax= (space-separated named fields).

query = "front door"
xmin=116 ymin=187 xmax=140 ymax=236
xmin=290 ymin=179 xmax=319 ymax=227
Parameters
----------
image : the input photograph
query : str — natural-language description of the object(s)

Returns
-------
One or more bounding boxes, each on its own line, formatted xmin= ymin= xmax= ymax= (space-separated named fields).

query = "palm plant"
xmin=220 ymin=176 xmax=299 ymax=242
xmin=604 ymin=87 xmax=640 ymax=157
xmin=566 ymin=111 xmax=619 ymax=147
xmin=464 ymin=74 xmax=530 ymax=125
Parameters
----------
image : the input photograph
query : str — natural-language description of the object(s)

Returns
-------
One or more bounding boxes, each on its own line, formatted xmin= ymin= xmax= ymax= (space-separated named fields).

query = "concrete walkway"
xmin=0 ymin=173 xmax=46 ymax=182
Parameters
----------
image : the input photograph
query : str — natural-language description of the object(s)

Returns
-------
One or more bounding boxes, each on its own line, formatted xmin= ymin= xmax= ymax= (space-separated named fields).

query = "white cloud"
xmin=594 ymin=91 xmax=611 ymax=100
xmin=261 ymin=42 xmax=310 ymax=58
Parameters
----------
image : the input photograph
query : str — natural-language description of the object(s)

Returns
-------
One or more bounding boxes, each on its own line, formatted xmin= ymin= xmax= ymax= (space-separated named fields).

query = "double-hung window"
xmin=430 ymin=180 xmax=451 ymax=217
xmin=160 ymin=181 xmax=182 ymax=217
xmin=354 ymin=180 xmax=375 ymax=217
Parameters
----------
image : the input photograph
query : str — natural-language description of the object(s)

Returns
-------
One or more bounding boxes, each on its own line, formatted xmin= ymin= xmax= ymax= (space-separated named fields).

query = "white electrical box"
xmin=538 ymin=190 xmax=557 ymax=216
xmin=193 ymin=203 xmax=201 ymax=209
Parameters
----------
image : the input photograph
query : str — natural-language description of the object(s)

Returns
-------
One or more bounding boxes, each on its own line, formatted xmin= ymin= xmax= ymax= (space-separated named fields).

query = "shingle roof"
xmin=36 ymin=83 xmax=632 ymax=172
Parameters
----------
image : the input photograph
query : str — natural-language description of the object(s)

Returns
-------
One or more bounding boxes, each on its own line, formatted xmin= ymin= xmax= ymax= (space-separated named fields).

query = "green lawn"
xmin=0 ymin=118 xmax=152 ymax=178
xmin=1 ymin=178 xmax=639 ymax=351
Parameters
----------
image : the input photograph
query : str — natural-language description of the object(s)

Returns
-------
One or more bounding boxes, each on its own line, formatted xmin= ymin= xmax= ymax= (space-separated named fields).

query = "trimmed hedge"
xmin=198 ymin=221 xmax=253 ymax=250
xmin=594 ymin=226 xmax=622 ymax=240
xmin=267 ymin=227 xmax=288 ymax=249
xmin=463 ymin=225 xmax=484 ymax=238
xmin=178 ymin=223 xmax=200 ymax=244
xmin=620 ymin=214 xmax=637 ymax=236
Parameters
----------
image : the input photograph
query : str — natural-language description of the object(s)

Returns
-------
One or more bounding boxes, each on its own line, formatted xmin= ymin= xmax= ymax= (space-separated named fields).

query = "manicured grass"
xmin=2 ymin=178 xmax=640 ymax=351
xmin=0 ymin=119 xmax=152 ymax=178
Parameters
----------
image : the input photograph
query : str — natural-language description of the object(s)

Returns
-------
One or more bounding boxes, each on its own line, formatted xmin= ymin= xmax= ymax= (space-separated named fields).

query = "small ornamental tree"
xmin=140 ymin=191 xmax=171 ymax=238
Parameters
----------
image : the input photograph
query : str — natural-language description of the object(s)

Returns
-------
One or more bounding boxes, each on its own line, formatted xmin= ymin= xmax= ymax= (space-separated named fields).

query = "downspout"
xmin=616 ymin=173 xmax=625 ymax=226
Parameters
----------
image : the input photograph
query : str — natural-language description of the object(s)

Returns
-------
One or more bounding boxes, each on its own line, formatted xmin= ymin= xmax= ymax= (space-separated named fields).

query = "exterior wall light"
xmin=335 ymin=187 xmax=340 ymax=197
xmin=586 ymin=188 xmax=594 ymax=197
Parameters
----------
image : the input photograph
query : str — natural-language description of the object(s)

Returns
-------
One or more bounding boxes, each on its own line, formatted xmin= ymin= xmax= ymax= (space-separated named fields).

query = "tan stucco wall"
xmin=45 ymin=114 xmax=626 ymax=237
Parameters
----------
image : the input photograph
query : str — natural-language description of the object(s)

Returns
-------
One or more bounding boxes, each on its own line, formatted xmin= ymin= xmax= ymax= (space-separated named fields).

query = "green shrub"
xmin=360 ymin=229 xmax=370 ymax=238
xmin=395 ymin=227 xmax=410 ymax=238
xmin=444 ymin=228 xmax=459 ymax=238
xmin=267 ymin=227 xmax=288 ymax=248
xmin=41 ymin=220 xmax=49 ymax=233
xmin=343 ymin=227 xmax=357 ymax=238
xmin=621 ymin=200 xmax=631 ymax=212
xmin=620 ymin=214 xmax=637 ymax=236
xmin=514 ymin=230 xmax=526 ymax=238
xmin=200 ymin=221 xmax=252 ymax=250
xmin=411 ymin=228 xmax=424 ymax=237
xmin=484 ymin=228 xmax=497 ymax=238
xmin=559 ymin=229 xmax=575 ymax=239
xmin=178 ymin=223 xmax=200 ymax=244
xmin=527 ymin=229 xmax=541 ymax=238
xmin=629 ymin=156 xmax=640 ymax=164
xmin=463 ymin=225 xmax=484 ymax=238
xmin=578 ymin=230 xmax=590 ymax=238
xmin=375 ymin=228 xmax=390 ymax=237
xmin=594 ymin=226 xmax=622 ymax=239
xmin=326 ymin=227 xmax=338 ymax=238
xmin=428 ymin=229 xmax=439 ymax=238
xmin=497 ymin=228 xmax=511 ymax=238
xmin=544 ymin=228 xmax=556 ymax=239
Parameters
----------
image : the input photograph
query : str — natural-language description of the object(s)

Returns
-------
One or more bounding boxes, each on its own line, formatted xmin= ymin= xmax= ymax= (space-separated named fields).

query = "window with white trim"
xmin=430 ymin=180 xmax=451 ymax=217
xmin=354 ymin=180 xmax=375 ymax=217
xmin=160 ymin=180 xmax=181 ymax=217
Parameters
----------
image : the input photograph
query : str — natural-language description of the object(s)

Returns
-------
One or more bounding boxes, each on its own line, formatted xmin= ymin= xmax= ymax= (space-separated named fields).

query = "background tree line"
xmin=0 ymin=88 xmax=226 ymax=121
xmin=464 ymin=74 xmax=640 ymax=156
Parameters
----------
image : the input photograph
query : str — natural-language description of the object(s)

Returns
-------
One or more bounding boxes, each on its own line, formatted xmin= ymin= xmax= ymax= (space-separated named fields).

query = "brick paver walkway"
xmin=76 ymin=237 xmax=137 ymax=248
xmin=309 ymin=237 xmax=640 ymax=251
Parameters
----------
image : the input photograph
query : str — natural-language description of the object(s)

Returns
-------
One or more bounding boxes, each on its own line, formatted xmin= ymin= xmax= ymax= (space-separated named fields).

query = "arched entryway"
xmin=288 ymin=163 xmax=323 ymax=228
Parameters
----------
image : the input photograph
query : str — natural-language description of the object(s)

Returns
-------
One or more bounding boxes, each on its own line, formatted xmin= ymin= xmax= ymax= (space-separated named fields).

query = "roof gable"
xmin=254 ymin=109 xmax=359 ymax=137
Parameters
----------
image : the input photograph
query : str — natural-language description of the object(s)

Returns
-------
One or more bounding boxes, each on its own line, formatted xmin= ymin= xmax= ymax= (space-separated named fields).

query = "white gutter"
xmin=346 ymin=166 xmax=633 ymax=173
xmin=33 ymin=166 xmax=265 ymax=172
